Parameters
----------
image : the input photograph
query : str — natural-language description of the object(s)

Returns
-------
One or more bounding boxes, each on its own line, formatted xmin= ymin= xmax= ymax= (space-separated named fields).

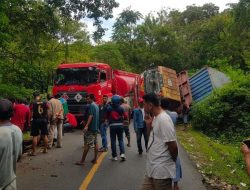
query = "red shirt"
xmin=66 ymin=113 xmax=77 ymax=127
xmin=11 ymin=104 xmax=31 ymax=131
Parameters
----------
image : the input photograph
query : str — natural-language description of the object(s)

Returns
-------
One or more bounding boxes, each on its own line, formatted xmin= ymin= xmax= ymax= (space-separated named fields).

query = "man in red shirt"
xmin=64 ymin=113 xmax=77 ymax=130
xmin=11 ymin=99 xmax=31 ymax=132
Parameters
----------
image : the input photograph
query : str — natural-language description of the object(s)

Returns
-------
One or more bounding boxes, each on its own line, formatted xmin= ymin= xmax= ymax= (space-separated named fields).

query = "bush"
xmin=191 ymin=71 xmax=250 ymax=143
xmin=0 ymin=83 xmax=33 ymax=100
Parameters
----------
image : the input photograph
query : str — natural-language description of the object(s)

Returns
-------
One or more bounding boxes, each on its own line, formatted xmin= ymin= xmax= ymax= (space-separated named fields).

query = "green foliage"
xmin=191 ymin=71 xmax=250 ymax=143
xmin=0 ymin=0 xmax=250 ymax=101
xmin=45 ymin=0 xmax=119 ymax=42
xmin=177 ymin=127 xmax=249 ymax=189
xmin=0 ymin=84 xmax=32 ymax=100
xmin=90 ymin=43 xmax=130 ymax=71
xmin=181 ymin=3 xmax=219 ymax=24
xmin=112 ymin=7 xmax=142 ymax=43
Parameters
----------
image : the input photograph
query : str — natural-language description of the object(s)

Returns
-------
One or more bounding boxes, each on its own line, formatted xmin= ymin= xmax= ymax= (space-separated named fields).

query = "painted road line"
xmin=79 ymin=152 xmax=108 ymax=190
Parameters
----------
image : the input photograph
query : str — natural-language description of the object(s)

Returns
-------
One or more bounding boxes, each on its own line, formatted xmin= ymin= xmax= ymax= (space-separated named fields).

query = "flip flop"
xmin=75 ymin=161 xmax=85 ymax=165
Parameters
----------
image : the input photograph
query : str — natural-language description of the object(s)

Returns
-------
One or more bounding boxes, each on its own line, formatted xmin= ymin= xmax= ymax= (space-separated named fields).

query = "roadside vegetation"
xmin=191 ymin=68 xmax=250 ymax=144
xmin=177 ymin=68 xmax=250 ymax=188
xmin=177 ymin=127 xmax=249 ymax=189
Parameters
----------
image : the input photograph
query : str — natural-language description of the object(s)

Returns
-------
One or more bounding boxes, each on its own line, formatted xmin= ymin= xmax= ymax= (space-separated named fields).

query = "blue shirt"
xmin=133 ymin=108 xmax=145 ymax=130
xmin=166 ymin=110 xmax=178 ymax=126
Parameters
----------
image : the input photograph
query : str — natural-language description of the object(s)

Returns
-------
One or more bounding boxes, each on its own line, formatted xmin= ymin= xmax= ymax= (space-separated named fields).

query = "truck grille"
xmin=58 ymin=91 xmax=87 ymax=115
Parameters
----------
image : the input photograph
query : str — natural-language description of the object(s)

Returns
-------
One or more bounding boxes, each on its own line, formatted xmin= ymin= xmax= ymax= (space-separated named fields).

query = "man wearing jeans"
xmin=107 ymin=95 xmax=127 ymax=161
xmin=141 ymin=93 xmax=178 ymax=190
xmin=133 ymin=98 xmax=148 ymax=155
xmin=98 ymin=95 xmax=109 ymax=152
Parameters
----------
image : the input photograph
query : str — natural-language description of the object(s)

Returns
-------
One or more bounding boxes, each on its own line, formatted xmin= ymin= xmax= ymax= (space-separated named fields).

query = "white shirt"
xmin=0 ymin=123 xmax=22 ymax=189
xmin=146 ymin=111 xmax=177 ymax=179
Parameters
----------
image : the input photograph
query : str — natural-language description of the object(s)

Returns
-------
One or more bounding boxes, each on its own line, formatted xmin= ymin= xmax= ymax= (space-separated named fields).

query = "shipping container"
xmin=144 ymin=66 xmax=181 ymax=102
xmin=189 ymin=67 xmax=230 ymax=102
xmin=177 ymin=70 xmax=192 ymax=107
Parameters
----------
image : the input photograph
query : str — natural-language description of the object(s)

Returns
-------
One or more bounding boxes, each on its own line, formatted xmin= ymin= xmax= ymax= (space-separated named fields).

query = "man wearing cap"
xmin=133 ymin=98 xmax=148 ymax=155
xmin=0 ymin=99 xmax=23 ymax=190
xmin=106 ymin=95 xmax=127 ymax=161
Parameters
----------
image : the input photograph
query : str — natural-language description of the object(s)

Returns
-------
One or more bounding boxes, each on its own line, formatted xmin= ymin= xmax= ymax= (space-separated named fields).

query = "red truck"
xmin=52 ymin=62 xmax=140 ymax=118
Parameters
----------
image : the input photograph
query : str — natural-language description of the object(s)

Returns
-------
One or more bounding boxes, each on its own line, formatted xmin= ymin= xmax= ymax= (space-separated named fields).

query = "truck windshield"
xmin=55 ymin=68 xmax=98 ymax=86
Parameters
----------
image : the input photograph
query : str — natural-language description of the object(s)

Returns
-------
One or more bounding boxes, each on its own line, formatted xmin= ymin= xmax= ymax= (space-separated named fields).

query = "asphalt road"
xmin=17 ymin=125 xmax=208 ymax=190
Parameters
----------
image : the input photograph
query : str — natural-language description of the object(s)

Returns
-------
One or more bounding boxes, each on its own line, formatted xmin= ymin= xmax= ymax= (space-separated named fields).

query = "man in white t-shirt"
xmin=0 ymin=99 xmax=23 ymax=190
xmin=140 ymin=93 xmax=178 ymax=190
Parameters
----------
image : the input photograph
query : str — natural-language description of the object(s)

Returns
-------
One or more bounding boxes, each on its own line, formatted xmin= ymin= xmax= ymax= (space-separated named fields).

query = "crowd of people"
xmin=1 ymin=91 xmax=250 ymax=190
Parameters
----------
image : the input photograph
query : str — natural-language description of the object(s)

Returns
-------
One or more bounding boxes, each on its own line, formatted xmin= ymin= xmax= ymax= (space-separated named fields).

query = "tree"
xmin=230 ymin=0 xmax=250 ymax=71
xmin=112 ymin=7 xmax=142 ymax=43
xmin=181 ymin=3 xmax=219 ymax=24
xmin=58 ymin=17 xmax=90 ymax=62
xmin=111 ymin=8 xmax=142 ymax=69
xmin=46 ymin=0 xmax=119 ymax=42
xmin=134 ymin=14 xmax=182 ymax=71
xmin=90 ymin=42 xmax=129 ymax=70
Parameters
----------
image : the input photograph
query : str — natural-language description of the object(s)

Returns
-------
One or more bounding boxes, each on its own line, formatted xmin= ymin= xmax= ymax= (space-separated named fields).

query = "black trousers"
xmin=136 ymin=127 xmax=148 ymax=153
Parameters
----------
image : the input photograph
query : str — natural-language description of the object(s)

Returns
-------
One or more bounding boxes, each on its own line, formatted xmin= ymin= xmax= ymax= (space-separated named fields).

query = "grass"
xmin=176 ymin=125 xmax=250 ymax=189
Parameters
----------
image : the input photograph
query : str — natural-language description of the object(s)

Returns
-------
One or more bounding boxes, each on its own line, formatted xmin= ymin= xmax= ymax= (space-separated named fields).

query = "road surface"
xmin=17 ymin=125 xmax=208 ymax=190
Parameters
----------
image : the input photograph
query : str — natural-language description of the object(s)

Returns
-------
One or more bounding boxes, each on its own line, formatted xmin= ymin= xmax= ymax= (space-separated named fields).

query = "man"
xmin=241 ymin=143 xmax=250 ymax=177
xmin=161 ymin=98 xmax=182 ymax=190
xmin=0 ymin=99 xmax=22 ymax=190
xmin=48 ymin=94 xmax=64 ymax=148
xmin=106 ymin=95 xmax=127 ymax=161
xmin=182 ymin=100 xmax=189 ymax=130
xmin=133 ymin=98 xmax=148 ymax=154
xmin=76 ymin=94 xmax=99 ymax=165
xmin=60 ymin=93 xmax=69 ymax=117
xmin=120 ymin=98 xmax=131 ymax=147
xmin=30 ymin=92 xmax=49 ymax=155
xmin=63 ymin=113 xmax=77 ymax=132
xmin=11 ymin=99 xmax=31 ymax=132
xmin=141 ymin=93 xmax=178 ymax=190
xmin=98 ymin=95 xmax=109 ymax=152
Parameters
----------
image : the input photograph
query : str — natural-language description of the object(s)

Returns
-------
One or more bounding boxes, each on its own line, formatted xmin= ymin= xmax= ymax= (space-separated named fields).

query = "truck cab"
xmin=52 ymin=63 xmax=113 ymax=117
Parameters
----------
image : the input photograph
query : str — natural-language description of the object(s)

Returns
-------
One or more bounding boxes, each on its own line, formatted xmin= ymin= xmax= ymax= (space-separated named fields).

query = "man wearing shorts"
xmin=76 ymin=94 xmax=99 ymax=165
xmin=30 ymin=92 xmax=49 ymax=155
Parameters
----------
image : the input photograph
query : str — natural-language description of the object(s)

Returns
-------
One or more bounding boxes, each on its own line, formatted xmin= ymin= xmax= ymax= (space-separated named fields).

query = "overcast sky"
xmin=85 ymin=0 xmax=239 ymax=41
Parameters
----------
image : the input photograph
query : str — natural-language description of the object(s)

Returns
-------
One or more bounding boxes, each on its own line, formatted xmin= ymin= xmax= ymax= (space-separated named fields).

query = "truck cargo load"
xmin=177 ymin=70 xmax=192 ymax=107
xmin=143 ymin=66 xmax=181 ymax=102
xmin=189 ymin=67 xmax=230 ymax=102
